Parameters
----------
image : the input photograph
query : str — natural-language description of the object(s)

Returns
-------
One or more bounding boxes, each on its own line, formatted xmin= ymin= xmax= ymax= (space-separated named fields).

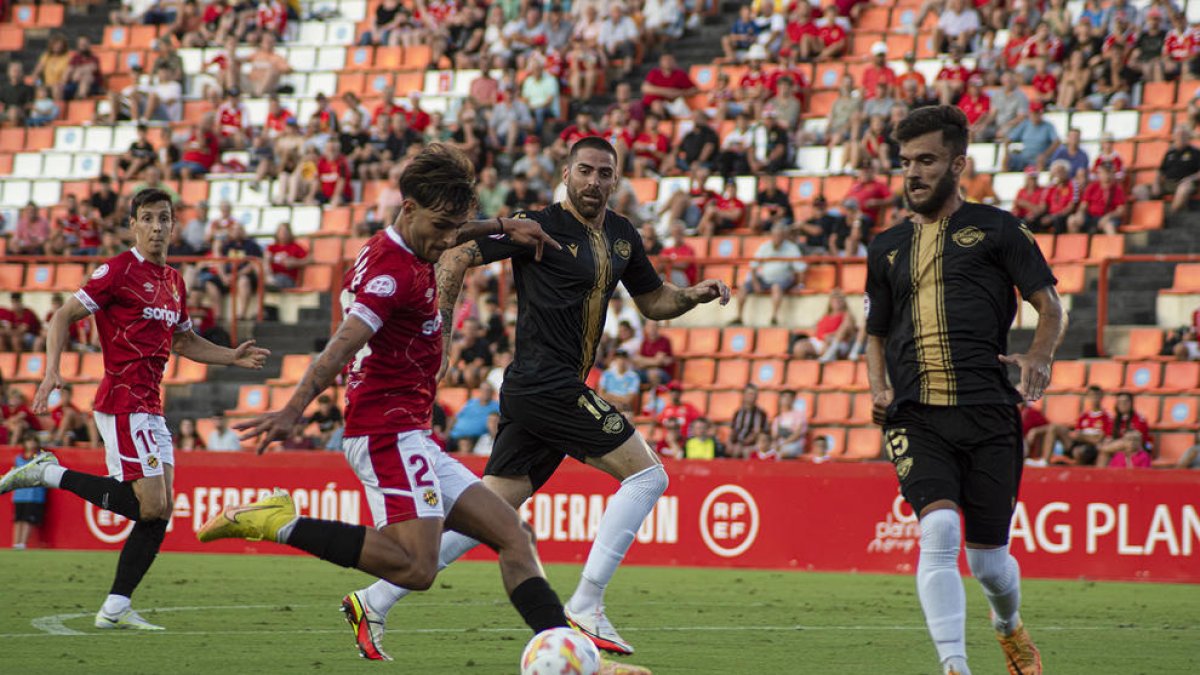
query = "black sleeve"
xmin=475 ymin=209 xmax=539 ymax=264
xmin=619 ymin=219 xmax=665 ymax=297
xmin=998 ymin=217 xmax=1058 ymax=300
xmin=865 ymin=237 xmax=894 ymax=337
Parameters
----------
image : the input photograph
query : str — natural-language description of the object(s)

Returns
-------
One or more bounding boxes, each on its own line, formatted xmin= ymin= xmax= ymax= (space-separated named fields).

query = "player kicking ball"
xmin=195 ymin=144 xmax=648 ymax=674
xmin=352 ymin=136 xmax=731 ymax=656
xmin=0 ymin=188 xmax=270 ymax=630
xmin=865 ymin=106 xmax=1065 ymax=675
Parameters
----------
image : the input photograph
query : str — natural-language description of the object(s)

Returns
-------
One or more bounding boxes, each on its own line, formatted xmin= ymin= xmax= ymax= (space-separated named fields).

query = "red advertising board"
xmin=2 ymin=448 xmax=1199 ymax=582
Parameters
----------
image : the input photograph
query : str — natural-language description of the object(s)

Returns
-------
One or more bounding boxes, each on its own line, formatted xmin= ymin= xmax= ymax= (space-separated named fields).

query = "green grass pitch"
xmin=0 ymin=550 xmax=1196 ymax=674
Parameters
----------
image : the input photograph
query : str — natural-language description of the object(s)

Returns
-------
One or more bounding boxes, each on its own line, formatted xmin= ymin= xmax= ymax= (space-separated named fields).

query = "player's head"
xmin=396 ymin=143 xmax=477 ymax=263
xmin=563 ymin=137 xmax=619 ymax=221
xmin=129 ymin=188 xmax=176 ymax=261
xmin=895 ymin=105 xmax=968 ymax=217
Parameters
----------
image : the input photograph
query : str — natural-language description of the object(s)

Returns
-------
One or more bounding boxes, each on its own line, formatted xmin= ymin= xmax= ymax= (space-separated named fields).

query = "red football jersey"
xmin=256 ymin=0 xmax=288 ymax=36
xmin=317 ymin=156 xmax=353 ymax=201
xmin=1075 ymin=409 xmax=1113 ymax=436
xmin=74 ymin=248 xmax=191 ymax=415
xmin=217 ymin=101 xmax=246 ymax=137
xmin=341 ymin=228 xmax=441 ymax=436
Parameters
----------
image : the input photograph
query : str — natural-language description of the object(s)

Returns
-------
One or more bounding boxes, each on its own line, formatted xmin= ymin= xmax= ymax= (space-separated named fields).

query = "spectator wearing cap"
xmin=1050 ymin=128 xmax=1091 ymax=183
xmin=722 ymin=4 xmax=761 ymax=62
xmin=1134 ymin=126 xmax=1200 ymax=214
xmin=935 ymin=0 xmax=979 ymax=53
xmin=862 ymin=42 xmax=897 ymax=99
xmin=733 ymin=222 xmax=805 ymax=326
xmin=1067 ymin=163 xmax=1125 ymax=235
xmin=1003 ymin=101 xmax=1059 ymax=172
xmin=641 ymin=53 xmax=699 ymax=119
xmin=599 ymin=350 xmax=641 ymax=414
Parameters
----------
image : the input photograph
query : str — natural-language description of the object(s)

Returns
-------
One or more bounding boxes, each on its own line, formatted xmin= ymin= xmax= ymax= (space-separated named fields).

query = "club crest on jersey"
xmin=952 ymin=226 xmax=985 ymax=248
xmin=92 ymin=264 xmax=110 ymax=279
xmin=147 ymin=455 xmax=159 ymax=469
xmin=423 ymin=489 xmax=439 ymax=507
xmin=364 ymin=275 xmax=396 ymax=297
xmin=602 ymin=413 xmax=625 ymax=434
xmin=614 ymin=239 xmax=632 ymax=259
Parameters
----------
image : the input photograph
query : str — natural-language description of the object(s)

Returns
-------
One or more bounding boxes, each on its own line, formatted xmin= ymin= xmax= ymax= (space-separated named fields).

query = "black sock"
xmin=110 ymin=519 xmax=168 ymax=598
xmin=510 ymin=577 xmax=569 ymax=633
xmin=284 ymin=518 xmax=366 ymax=568
xmin=59 ymin=470 xmax=141 ymax=521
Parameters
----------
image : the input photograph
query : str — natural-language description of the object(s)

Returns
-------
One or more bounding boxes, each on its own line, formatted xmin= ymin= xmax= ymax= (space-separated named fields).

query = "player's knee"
xmin=139 ymin=500 xmax=172 ymax=522
xmin=403 ymin=561 xmax=439 ymax=591
xmin=635 ymin=463 xmax=669 ymax=498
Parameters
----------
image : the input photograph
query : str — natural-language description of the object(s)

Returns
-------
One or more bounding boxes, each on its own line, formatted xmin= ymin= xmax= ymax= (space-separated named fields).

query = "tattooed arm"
xmin=435 ymin=241 xmax=486 ymax=381
xmin=234 ymin=315 xmax=374 ymax=454
xmin=632 ymin=279 xmax=732 ymax=321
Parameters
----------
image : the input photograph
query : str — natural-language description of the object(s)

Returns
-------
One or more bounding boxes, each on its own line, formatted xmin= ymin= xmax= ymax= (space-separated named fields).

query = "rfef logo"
xmin=699 ymin=484 xmax=760 ymax=558
xmin=84 ymin=502 xmax=134 ymax=544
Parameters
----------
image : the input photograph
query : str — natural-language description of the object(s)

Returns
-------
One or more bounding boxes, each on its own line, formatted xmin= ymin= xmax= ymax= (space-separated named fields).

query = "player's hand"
xmin=871 ymin=388 xmax=894 ymax=426
xmin=500 ymin=217 xmax=562 ymax=261
xmin=998 ymin=351 xmax=1052 ymax=402
xmin=234 ymin=407 xmax=300 ymax=455
xmin=230 ymin=340 xmax=271 ymax=369
xmin=689 ymin=279 xmax=731 ymax=306
xmin=32 ymin=372 xmax=64 ymax=415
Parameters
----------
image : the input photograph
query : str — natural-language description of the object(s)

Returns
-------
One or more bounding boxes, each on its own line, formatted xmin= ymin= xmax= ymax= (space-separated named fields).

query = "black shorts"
xmin=485 ymin=383 xmax=636 ymax=492
xmin=883 ymin=402 xmax=1023 ymax=546
xmin=14 ymin=502 xmax=45 ymax=525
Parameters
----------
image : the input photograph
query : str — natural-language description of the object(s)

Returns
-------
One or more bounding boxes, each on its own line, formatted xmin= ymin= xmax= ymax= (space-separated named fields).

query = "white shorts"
xmin=94 ymin=412 xmax=174 ymax=482
xmin=343 ymin=431 xmax=480 ymax=529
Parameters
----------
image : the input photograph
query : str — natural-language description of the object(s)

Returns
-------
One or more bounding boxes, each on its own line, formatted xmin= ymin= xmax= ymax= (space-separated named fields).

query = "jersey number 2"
xmin=406 ymin=453 xmax=434 ymax=488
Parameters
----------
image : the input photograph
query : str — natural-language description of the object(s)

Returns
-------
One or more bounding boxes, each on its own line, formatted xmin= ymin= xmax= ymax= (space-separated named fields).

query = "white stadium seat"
xmin=54 ymin=126 xmax=84 ymax=152
xmin=31 ymin=180 xmax=62 ymax=207
xmin=12 ymin=154 xmax=42 ymax=179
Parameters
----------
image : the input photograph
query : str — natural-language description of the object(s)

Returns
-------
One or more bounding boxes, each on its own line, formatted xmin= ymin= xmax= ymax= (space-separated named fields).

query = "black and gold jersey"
xmin=475 ymin=203 xmax=663 ymax=395
xmin=865 ymin=202 xmax=1056 ymax=407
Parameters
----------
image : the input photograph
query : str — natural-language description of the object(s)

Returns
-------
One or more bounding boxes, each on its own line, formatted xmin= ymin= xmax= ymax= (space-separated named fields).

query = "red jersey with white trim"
xmin=217 ymin=101 xmax=247 ymax=138
xmin=74 ymin=248 xmax=191 ymax=415
xmin=256 ymin=0 xmax=288 ymax=36
xmin=1075 ymin=409 xmax=1113 ymax=436
xmin=341 ymin=227 xmax=441 ymax=436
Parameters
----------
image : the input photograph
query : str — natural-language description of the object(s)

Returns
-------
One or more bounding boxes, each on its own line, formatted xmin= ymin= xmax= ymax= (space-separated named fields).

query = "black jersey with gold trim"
xmin=475 ymin=204 xmax=663 ymax=395
xmin=865 ymin=202 xmax=1057 ymax=408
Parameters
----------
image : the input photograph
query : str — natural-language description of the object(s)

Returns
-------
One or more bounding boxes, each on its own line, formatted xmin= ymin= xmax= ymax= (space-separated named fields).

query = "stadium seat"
xmin=16 ymin=353 xmax=46 ymax=382
xmin=294 ymin=264 xmax=334 ymax=293
xmin=841 ymin=263 xmax=867 ymax=294
xmin=809 ymin=427 xmax=847 ymax=458
xmin=1054 ymin=264 xmax=1085 ymax=294
xmin=1124 ymin=201 xmax=1164 ymax=232
xmin=230 ymin=385 xmax=270 ymax=415
xmin=1032 ymin=234 xmax=1055 ymax=260
xmin=167 ymin=358 xmax=208 ymax=385
xmin=712 ymin=359 xmax=751 ymax=390
xmin=1047 ymin=360 xmax=1086 ymax=392
xmin=1154 ymin=433 xmax=1195 ymax=466
xmin=1159 ymin=397 xmax=1199 ymax=429
xmin=681 ymin=358 xmax=716 ymax=387
xmin=1166 ymin=263 xmax=1200 ymax=293
xmin=1043 ymin=394 xmax=1081 ymax=424
xmin=310 ymin=238 xmax=343 ymax=265
xmin=786 ymin=360 xmax=821 ymax=389
xmin=0 ymin=25 xmax=24 ymax=51
xmin=1123 ymin=362 xmax=1162 ymax=391
xmin=682 ymin=328 xmax=720 ymax=357
xmin=1115 ymin=328 xmax=1165 ymax=361
xmin=811 ymin=392 xmax=851 ymax=424
xmin=24 ymin=264 xmax=55 ymax=291
xmin=819 ymin=361 xmax=857 ymax=391
xmin=711 ymin=236 xmax=740 ymax=259
xmin=804 ymin=265 xmax=837 ymax=293
xmin=719 ymin=327 xmax=755 ymax=356
xmin=56 ymin=352 xmax=80 ymax=381
xmin=753 ymin=327 xmax=790 ymax=357
xmin=1052 ymin=234 xmax=1089 ymax=263
xmin=707 ymin=390 xmax=740 ymax=423
xmin=70 ymin=352 xmax=105 ymax=382
xmin=750 ymin=359 xmax=785 ymax=388
xmin=438 ymin=387 xmax=469 ymax=415
xmin=0 ymin=353 xmax=16 ymax=379
xmin=849 ymin=392 xmax=873 ymax=424
xmin=1135 ymin=395 xmax=1162 ymax=424
xmin=1160 ymin=362 xmax=1200 ymax=393
xmin=659 ymin=327 xmax=687 ymax=353
xmin=269 ymin=354 xmax=314 ymax=386
xmin=1087 ymin=235 xmax=1124 ymax=262
xmin=844 ymin=427 xmax=882 ymax=461
xmin=1086 ymin=361 xmax=1124 ymax=390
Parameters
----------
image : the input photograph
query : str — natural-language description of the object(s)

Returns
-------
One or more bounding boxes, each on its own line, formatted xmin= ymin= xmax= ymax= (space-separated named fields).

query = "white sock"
xmin=916 ymin=509 xmax=968 ymax=667
xmin=966 ymin=545 xmax=1022 ymax=635
xmin=567 ymin=465 xmax=668 ymax=614
xmin=274 ymin=516 xmax=300 ymax=543
xmin=360 ymin=531 xmax=480 ymax=617
xmin=101 ymin=594 xmax=131 ymax=615
xmin=42 ymin=464 xmax=65 ymax=488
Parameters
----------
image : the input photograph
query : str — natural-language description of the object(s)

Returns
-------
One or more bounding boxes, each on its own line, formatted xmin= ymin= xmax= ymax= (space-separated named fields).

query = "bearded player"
xmin=195 ymin=144 xmax=648 ymax=673
xmin=351 ymin=136 xmax=731 ymax=656
xmin=0 ymin=187 xmax=270 ymax=630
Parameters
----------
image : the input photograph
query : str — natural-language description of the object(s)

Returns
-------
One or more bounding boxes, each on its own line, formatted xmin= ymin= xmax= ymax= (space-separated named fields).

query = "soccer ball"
xmin=520 ymin=627 xmax=601 ymax=675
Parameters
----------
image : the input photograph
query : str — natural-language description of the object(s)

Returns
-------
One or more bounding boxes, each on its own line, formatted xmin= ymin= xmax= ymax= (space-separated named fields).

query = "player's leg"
xmin=962 ymin=405 xmax=1041 ymax=675
xmin=884 ymin=407 xmax=971 ymax=675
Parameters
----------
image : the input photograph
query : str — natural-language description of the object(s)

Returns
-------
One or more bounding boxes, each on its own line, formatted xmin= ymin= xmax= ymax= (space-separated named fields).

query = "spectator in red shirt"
xmin=1035 ymin=160 xmax=1077 ymax=234
xmin=308 ymin=139 xmax=353 ymax=206
xmin=633 ymin=319 xmax=676 ymax=387
xmin=1021 ymin=402 xmax=1054 ymax=463
xmin=1012 ymin=168 xmax=1045 ymax=222
xmin=1 ymin=388 xmax=42 ymax=446
xmin=63 ymin=36 xmax=101 ymax=101
xmin=1029 ymin=60 xmax=1058 ymax=107
xmin=2 ymin=293 xmax=41 ymax=353
xmin=844 ymin=163 xmax=892 ymax=225
xmin=697 ymin=179 xmax=747 ymax=236
xmin=659 ymin=220 xmax=700 ymax=287
xmin=32 ymin=293 xmax=93 ymax=353
xmin=1098 ymin=392 xmax=1153 ymax=468
xmin=957 ymin=75 xmax=991 ymax=137
xmin=1091 ymin=132 xmax=1126 ymax=182
xmin=862 ymin=42 xmax=897 ymax=99
xmin=254 ymin=0 xmax=289 ymax=42
xmin=641 ymin=53 xmax=699 ymax=118
xmin=49 ymin=382 xmax=97 ymax=446
xmin=551 ymin=110 xmax=602 ymax=161
xmin=814 ymin=10 xmax=847 ymax=61
xmin=171 ymin=113 xmax=220 ymax=179
xmin=1068 ymin=164 xmax=1125 ymax=235
xmin=1050 ymin=385 xmax=1111 ymax=466
xmin=265 ymin=222 xmax=311 ymax=289
xmin=630 ymin=113 xmax=670 ymax=177
xmin=896 ymin=51 xmax=927 ymax=102
xmin=264 ymin=94 xmax=295 ymax=138
xmin=187 ymin=288 xmax=218 ymax=339
xmin=216 ymin=88 xmax=249 ymax=149
xmin=657 ymin=382 xmax=702 ymax=438
xmin=781 ymin=2 xmax=821 ymax=61
xmin=934 ymin=44 xmax=972 ymax=105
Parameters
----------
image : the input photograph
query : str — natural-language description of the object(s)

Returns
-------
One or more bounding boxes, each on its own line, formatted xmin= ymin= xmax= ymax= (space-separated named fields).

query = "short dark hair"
xmin=1086 ymin=385 xmax=1103 ymax=395
xmin=397 ymin=142 xmax=477 ymax=217
xmin=568 ymin=136 xmax=618 ymax=166
xmin=130 ymin=188 xmax=175 ymax=220
xmin=895 ymin=105 xmax=969 ymax=158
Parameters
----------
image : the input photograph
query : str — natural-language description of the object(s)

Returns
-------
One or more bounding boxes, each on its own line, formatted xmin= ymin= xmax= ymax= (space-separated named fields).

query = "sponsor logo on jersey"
xmin=614 ymin=239 xmax=632 ymax=259
xmin=92 ymin=264 xmax=110 ymax=279
xmin=699 ymin=484 xmax=760 ymax=558
xmin=421 ymin=312 xmax=443 ymax=336
xmin=142 ymin=306 xmax=182 ymax=324
xmin=952 ymin=226 xmax=985 ymax=248
xmin=364 ymin=275 xmax=396 ymax=297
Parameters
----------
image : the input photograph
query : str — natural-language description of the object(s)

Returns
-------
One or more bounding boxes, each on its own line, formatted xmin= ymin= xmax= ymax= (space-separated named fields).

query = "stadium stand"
xmin=0 ymin=0 xmax=1198 ymax=468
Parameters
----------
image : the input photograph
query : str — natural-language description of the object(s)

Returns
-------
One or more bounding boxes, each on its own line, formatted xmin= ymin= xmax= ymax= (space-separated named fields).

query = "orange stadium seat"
xmin=270 ymin=354 xmax=313 ymax=386
xmin=1161 ymin=362 xmax=1200 ymax=393
xmin=712 ymin=359 xmax=751 ymax=390
xmin=1043 ymin=394 xmax=1081 ymax=424
xmin=170 ymin=358 xmax=208 ymax=384
xmin=1032 ymin=234 xmax=1055 ymax=260
xmin=1116 ymin=328 xmax=1165 ymax=361
xmin=1138 ymin=109 xmax=1174 ymax=137
xmin=1133 ymin=140 xmax=1169 ymax=170
xmin=1125 ymin=201 xmax=1164 ymax=232
xmin=811 ymin=392 xmax=851 ymax=424
xmin=72 ymin=352 xmax=105 ymax=382
xmin=56 ymin=262 xmax=85 ymax=288
xmin=12 ymin=4 xmax=37 ymax=27
xmin=750 ymin=359 xmax=785 ymax=388
xmin=1141 ymin=81 xmax=1178 ymax=109
xmin=1167 ymin=263 xmax=1200 ymax=292
xmin=683 ymin=235 xmax=709 ymax=258
xmin=24 ymin=264 xmax=55 ymax=290
xmin=403 ymin=45 xmax=432 ymax=69
xmin=0 ymin=128 xmax=25 ymax=153
xmin=707 ymin=390 xmax=740 ymax=423
xmin=1155 ymin=433 xmax=1195 ymax=466
xmin=849 ymin=392 xmax=873 ymax=424
xmin=1052 ymin=234 xmax=1089 ymax=263
xmin=438 ymin=387 xmax=469 ymax=415
xmin=1087 ymin=235 xmax=1124 ymax=262
xmin=1087 ymin=361 xmax=1124 ymax=390
xmin=804 ymin=265 xmax=837 ymax=292
xmin=786 ymin=360 xmax=821 ymax=388
xmin=0 ymin=25 xmax=24 ymax=51
xmin=1055 ymin=264 xmax=1085 ymax=294
xmin=659 ymin=326 xmax=687 ymax=353
xmin=36 ymin=3 xmax=64 ymax=27
xmin=845 ymin=427 xmax=883 ymax=461
xmin=231 ymin=385 xmax=270 ymax=415
xmin=711 ymin=236 xmax=740 ymax=258
xmin=0 ymin=353 xmax=16 ymax=378
xmin=56 ymin=352 xmax=80 ymax=381
xmin=16 ymin=353 xmax=47 ymax=382
xmin=755 ymin=327 xmax=790 ymax=356
xmin=683 ymin=328 xmax=720 ymax=356
xmin=681 ymin=358 xmax=716 ymax=387
xmin=0 ymin=264 xmax=24 ymax=288
xmin=841 ymin=263 xmax=867 ymax=294
xmin=1134 ymin=396 xmax=1161 ymax=425
xmin=1160 ymin=397 xmax=1199 ymax=429
xmin=295 ymin=264 xmax=334 ymax=293
xmin=1047 ymin=360 xmax=1086 ymax=392
xmin=310 ymin=238 xmax=343 ymax=265
xmin=719 ymin=327 xmax=755 ymax=356
xmin=819 ymin=361 xmax=857 ymax=390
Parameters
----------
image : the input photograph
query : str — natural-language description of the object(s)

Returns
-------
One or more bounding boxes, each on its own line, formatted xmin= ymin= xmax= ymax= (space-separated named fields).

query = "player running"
xmin=0 ymin=187 xmax=270 ymax=630
xmin=195 ymin=144 xmax=648 ymax=674
xmin=865 ymin=106 xmax=1066 ymax=675
xmin=355 ymin=136 xmax=731 ymax=656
